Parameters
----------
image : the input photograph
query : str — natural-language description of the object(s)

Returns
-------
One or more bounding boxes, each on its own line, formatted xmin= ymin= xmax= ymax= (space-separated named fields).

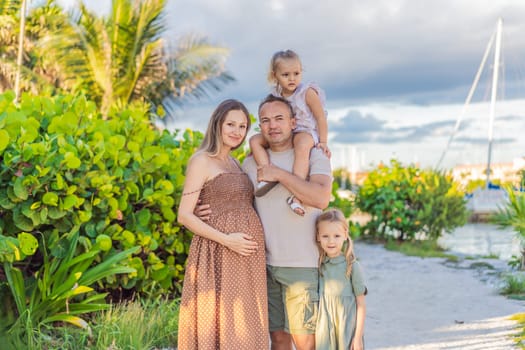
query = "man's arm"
xmin=257 ymin=165 xmax=331 ymax=209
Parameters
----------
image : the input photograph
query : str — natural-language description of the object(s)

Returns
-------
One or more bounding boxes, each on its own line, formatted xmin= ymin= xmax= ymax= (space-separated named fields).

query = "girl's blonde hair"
xmin=315 ymin=208 xmax=356 ymax=278
xmin=267 ymin=49 xmax=302 ymax=85
xmin=199 ymin=99 xmax=251 ymax=157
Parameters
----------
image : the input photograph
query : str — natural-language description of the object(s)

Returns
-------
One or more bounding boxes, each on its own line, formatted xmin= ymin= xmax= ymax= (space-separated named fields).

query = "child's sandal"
xmin=286 ymin=195 xmax=305 ymax=216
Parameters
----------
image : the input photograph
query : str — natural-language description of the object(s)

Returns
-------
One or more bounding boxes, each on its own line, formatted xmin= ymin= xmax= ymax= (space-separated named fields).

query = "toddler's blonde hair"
xmin=267 ymin=49 xmax=302 ymax=86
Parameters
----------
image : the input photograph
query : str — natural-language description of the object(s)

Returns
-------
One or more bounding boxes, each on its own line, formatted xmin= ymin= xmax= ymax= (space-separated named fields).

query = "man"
xmin=195 ymin=94 xmax=331 ymax=349
xmin=242 ymin=94 xmax=332 ymax=350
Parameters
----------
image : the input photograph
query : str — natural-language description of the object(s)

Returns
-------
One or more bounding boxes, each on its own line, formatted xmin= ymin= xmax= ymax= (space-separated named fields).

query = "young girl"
xmin=315 ymin=208 xmax=367 ymax=350
xmin=250 ymin=49 xmax=331 ymax=216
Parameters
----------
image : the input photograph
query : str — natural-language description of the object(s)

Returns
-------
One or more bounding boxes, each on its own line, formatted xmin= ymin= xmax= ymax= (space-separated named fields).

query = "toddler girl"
xmin=315 ymin=208 xmax=367 ymax=350
xmin=250 ymin=49 xmax=331 ymax=216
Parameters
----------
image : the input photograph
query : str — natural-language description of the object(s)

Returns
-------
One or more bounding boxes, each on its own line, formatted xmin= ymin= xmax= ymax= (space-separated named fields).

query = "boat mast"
xmin=435 ymin=30 xmax=495 ymax=169
xmin=486 ymin=17 xmax=503 ymax=189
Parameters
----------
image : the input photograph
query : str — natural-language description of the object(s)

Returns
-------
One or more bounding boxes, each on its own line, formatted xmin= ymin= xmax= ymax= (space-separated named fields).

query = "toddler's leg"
xmin=249 ymin=133 xmax=277 ymax=196
xmin=293 ymin=132 xmax=315 ymax=180
xmin=287 ymin=132 xmax=315 ymax=216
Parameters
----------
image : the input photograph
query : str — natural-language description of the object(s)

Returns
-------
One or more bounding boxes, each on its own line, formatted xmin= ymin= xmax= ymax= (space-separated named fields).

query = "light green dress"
xmin=315 ymin=256 xmax=366 ymax=350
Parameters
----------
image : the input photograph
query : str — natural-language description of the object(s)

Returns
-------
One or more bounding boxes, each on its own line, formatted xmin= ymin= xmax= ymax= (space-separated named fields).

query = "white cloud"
xmin=51 ymin=0 xmax=525 ymax=169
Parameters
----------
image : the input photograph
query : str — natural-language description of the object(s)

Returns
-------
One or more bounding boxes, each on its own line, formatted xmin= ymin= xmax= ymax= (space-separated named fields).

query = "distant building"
xmin=451 ymin=157 xmax=525 ymax=188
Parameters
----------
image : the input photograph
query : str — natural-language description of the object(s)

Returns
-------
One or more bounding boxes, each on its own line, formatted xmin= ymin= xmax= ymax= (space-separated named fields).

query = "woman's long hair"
xmin=199 ymin=99 xmax=251 ymax=157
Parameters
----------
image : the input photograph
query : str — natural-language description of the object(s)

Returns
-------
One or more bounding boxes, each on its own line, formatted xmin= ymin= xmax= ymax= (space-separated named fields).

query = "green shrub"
xmin=0 ymin=91 xmax=201 ymax=300
xmin=1 ymin=230 xmax=137 ymax=345
xmin=355 ymin=160 xmax=468 ymax=241
xmin=492 ymin=188 xmax=525 ymax=270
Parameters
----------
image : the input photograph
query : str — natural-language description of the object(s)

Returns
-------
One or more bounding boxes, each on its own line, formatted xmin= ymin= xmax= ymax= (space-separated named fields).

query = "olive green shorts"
xmin=266 ymin=265 xmax=319 ymax=335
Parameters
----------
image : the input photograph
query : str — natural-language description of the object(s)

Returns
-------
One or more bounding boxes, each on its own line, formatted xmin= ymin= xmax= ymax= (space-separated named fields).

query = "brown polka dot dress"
xmin=178 ymin=172 xmax=269 ymax=350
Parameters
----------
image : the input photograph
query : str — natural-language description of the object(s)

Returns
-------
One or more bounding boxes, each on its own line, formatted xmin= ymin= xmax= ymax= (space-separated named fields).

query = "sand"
xmin=356 ymin=241 xmax=524 ymax=350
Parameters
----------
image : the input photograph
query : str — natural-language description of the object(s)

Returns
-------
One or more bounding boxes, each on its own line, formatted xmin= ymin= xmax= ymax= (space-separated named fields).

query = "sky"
xmin=58 ymin=0 xmax=525 ymax=170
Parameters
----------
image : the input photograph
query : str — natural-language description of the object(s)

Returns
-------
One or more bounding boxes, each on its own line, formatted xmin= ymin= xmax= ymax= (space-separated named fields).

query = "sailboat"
xmin=436 ymin=17 xmax=508 ymax=216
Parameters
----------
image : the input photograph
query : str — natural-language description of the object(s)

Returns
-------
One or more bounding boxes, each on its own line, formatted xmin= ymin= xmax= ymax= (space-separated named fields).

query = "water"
xmin=438 ymin=223 xmax=522 ymax=260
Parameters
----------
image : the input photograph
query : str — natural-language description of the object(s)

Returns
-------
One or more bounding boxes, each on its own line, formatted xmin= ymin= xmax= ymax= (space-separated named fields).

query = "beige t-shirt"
xmin=243 ymin=148 xmax=332 ymax=267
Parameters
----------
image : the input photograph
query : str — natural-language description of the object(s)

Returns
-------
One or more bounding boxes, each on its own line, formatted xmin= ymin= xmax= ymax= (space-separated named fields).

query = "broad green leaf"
xmin=18 ymin=125 xmax=39 ymax=144
xmin=161 ymin=206 xmax=176 ymax=222
xmin=118 ymin=152 xmax=131 ymax=167
xmin=18 ymin=232 xmax=38 ymax=256
xmin=63 ymin=195 xmax=78 ymax=210
xmin=127 ymin=141 xmax=139 ymax=153
xmin=96 ymin=234 xmax=112 ymax=251
xmin=155 ymin=179 xmax=174 ymax=194
xmin=66 ymin=185 xmax=78 ymax=195
xmin=78 ymin=210 xmax=92 ymax=223
xmin=31 ymin=142 xmax=47 ymax=157
xmin=85 ymin=223 xmax=97 ymax=238
xmin=0 ymin=129 xmax=9 ymax=152
xmin=43 ymin=192 xmax=59 ymax=206
xmin=122 ymin=230 xmax=136 ymax=245
xmin=55 ymin=173 xmax=65 ymax=190
xmin=64 ymin=152 xmax=81 ymax=169
xmin=48 ymin=206 xmax=67 ymax=219
xmin=40 ymin=207 xmax=48 ymax=222
xmin=153 ymin=153 xmax=169 ymax=167
xmin=151 ymin=265 xmax=169 ymax=281
xmin=13 ymin=177 xmax=28 ymax=200
xmin=108 ymin=135 xmax=126 ymax=150
xmin=0 ymin=196 xmax=15 ymax=209
xmin=13 ymin=211 xmax=34 ymax=231
xmin=137 ymin=209 xmax=151 ymax=226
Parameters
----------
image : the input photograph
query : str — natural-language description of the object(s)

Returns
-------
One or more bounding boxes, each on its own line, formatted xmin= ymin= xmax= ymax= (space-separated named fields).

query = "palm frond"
xmin=0 ymin=57 xmax=54 ymax=93
xmin=111 ymin=0 xmax=167 ymax=103
xmin=0 ymin=0 xmax=21 ymax=16
xmin=492 ymin=188 xmax=525 ymax=244
xmin=15 ymin=0 xmax=235 ymax=118
xmin=150 ymin=35 xmax=234 ymax=119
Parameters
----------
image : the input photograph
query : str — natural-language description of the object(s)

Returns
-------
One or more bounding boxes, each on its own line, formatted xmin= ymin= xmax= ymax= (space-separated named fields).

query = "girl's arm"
xmin=249 ymin=133 xmax=271 ymax=167
xmin=177 ymin=154 xmax=258 ymax=256
xmin=305 ymin=87 xmax=330 ymax=157
xmin=351 ymin=294 xmax=366 ymax=350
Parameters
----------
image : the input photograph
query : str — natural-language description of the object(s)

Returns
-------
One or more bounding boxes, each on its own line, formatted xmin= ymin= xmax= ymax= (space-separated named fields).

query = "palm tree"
xmin=40 ymin=0 xmax=234 ymax=117
xmin=0 ymin=0 xmax=70 ymax=94
xmin=1 ymin=0 xmax=27 ymax=92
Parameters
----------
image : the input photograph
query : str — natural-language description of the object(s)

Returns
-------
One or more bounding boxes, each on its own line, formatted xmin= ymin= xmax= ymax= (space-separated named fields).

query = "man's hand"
xmin=193 ymin=200 xmax=211 ymax=221
xmin=256 ymin=164 xmax=281 ymax=183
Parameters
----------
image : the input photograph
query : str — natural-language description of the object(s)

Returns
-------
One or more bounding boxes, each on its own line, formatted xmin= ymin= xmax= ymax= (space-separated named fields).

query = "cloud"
xmin=57 ymin=0 xmax=525 ymax=168
xmin=168 ymin=0 xmax=525 ymax=107
xmin=331 ymin=110 xmax=465 ymax=144
xmin=454 ymin=136 xmax=515 ymax=144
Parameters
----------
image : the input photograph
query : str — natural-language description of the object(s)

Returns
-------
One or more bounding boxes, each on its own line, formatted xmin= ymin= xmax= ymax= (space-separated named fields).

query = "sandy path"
xmin=355 ymin=242 xmax=524 ymax=350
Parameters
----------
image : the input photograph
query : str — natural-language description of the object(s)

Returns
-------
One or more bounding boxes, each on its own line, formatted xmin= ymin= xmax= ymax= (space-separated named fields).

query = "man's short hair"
xmin=258 ymin=94 xmax=295 ymax=119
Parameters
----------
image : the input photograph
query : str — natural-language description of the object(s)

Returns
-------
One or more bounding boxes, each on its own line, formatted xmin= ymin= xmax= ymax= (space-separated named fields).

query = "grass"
xmin=481 ymin=253 xmax=500 ymax=259
xmin=384 ymin=239 xmax=458 ymax=261
xmin=500 ymin=274 xmax=525 ymax=300
xmin=2 ymin=297 xmax=180 ymax=350
xmin=510 ymin=313 xmax=525 ymax=349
